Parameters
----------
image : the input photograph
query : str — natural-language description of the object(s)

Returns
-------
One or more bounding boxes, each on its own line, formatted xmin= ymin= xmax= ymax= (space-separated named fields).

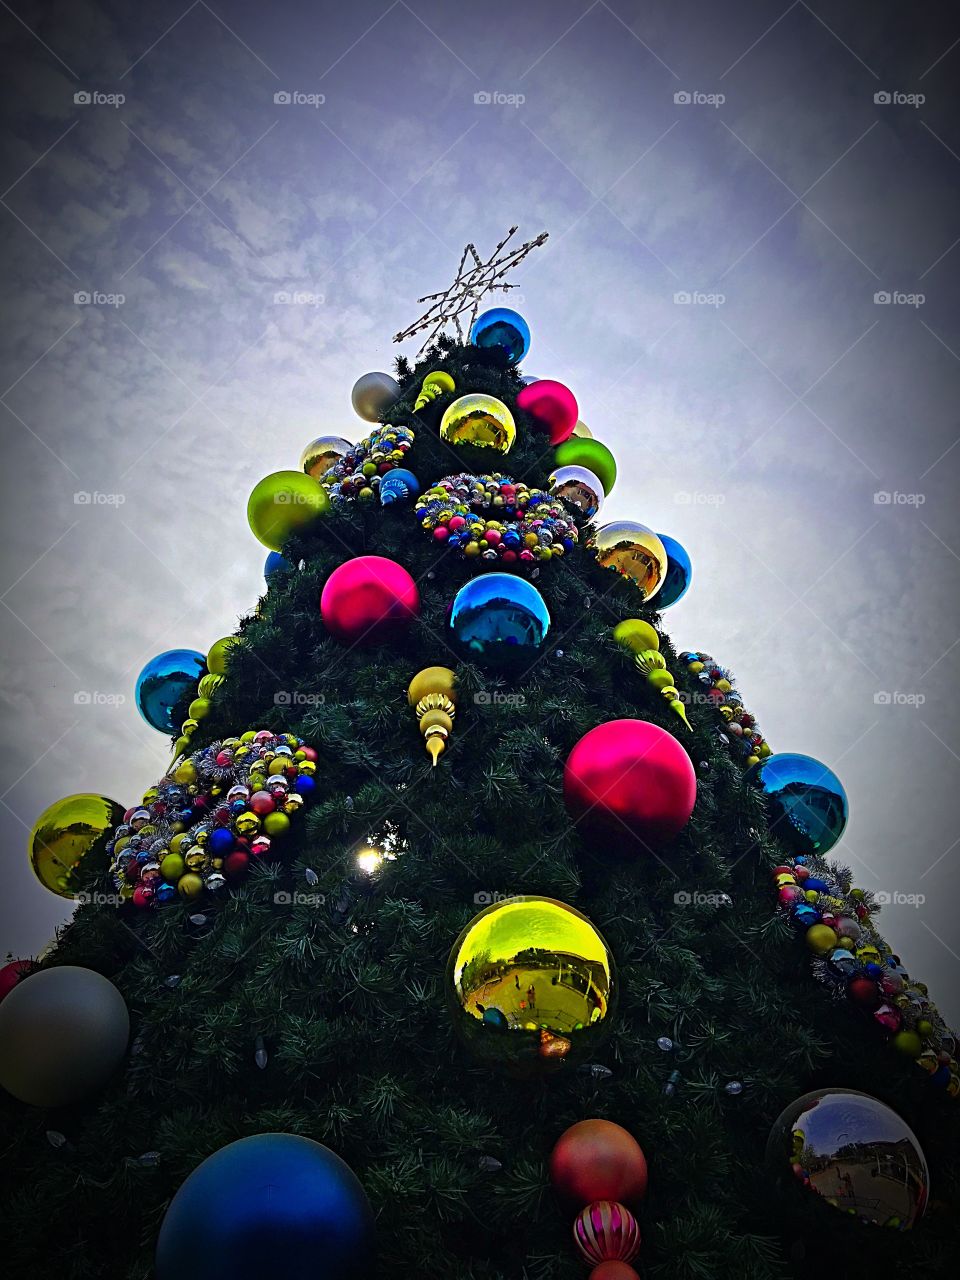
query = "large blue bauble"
xmin=469 ymin=307 xmax=531 ymax=364
xmin=155 ymin=1133 xmax=374 ymax=1280
xmin=135 ymin=649 xmax=206 ymax=734
xmin=655 ymin=533 xmax=692 ymax=609
xmin=265 ymin=550 xmax=292 ymax=581
xmin=450 ymin=572 xmax=550 ymax=668
xmin=747 ymin=752 xmax=848 ymax=854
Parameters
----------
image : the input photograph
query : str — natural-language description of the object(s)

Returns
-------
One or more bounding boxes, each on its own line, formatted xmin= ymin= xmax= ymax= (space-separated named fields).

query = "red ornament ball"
xmin=0 ymin=959 xmax=35 ymax=1004
xmin=550 ymin=1119 xmax=648 ymax=1205
xmin=848 ymin=976 xmax=881 ymax=1008
xmin=224 ymin=852 xmax=250 ymax=882
xmin=564 ymin=719 xmax=696 ymax=849
xmin=590 ymin=1264 xmax=641 ymax=1280
xmin=516 ymin=379 xmax=579 ymax=445
xmin=320 ymin=555 xmax=420 ymax=646
xmin=574 ymin=1201 xmax=641 ymax=1266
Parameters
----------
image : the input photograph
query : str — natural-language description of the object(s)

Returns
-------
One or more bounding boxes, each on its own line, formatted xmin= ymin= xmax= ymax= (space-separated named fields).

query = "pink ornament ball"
xmin=320 ymin=555 xmax=421 ymax=647
xmin=250 ymin=791 xmax=276 ymax=816
xmin=516 ymin=379 xmax=579 ymax=445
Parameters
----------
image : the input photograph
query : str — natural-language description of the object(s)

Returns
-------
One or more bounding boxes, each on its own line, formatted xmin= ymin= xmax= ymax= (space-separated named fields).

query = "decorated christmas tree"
xmin=1 ymin=230 xmax=958 ymax=1280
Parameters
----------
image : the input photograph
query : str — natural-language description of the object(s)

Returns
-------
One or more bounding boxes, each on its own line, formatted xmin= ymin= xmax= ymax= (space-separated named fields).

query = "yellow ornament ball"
xmin=688 ymin=660 xmax=704 ymax=673
xmin=206 ymin=636 xmax=238 ymax=676
xmin=407 ymin=666 xmax=457 ymax=707
xmin=188 ymin=697 xmax=211 ymax=721
xmin=612 ymin=619 xmax=659 ymax=654
xmin=160 ymin=852 xmax=185 ymax=881
xmin=170 ymin=832 xmax=192 ymax=854
xmin=916 ymin=1019 xmax=934 ymax=1037
xmin=589 ymin=521 xmax=668 ymax=600
xmin=247 ymin=470 xmax=329 ymax=552
xmin=440 ymin=393 xmax=516 ymax=454
xmin=806 ymin=924 xmax=838 ymax=955
xmin=235 ymin=812 xmax=261 ymax=837
xmin=174 ymin=760 xmax=197 ymax=786
xmin=892 ymin=1030 xmax=923 ymax=1057
xmin=28 ymin=793 xmax=126 ymax=898
xmin=423 ymin=370 xmax=456 ymax=394
xmin=572 ymin=419 xmax=593 ymax=438
xmin=198 ymin=673 xmax=224 ymax=698
xmin=177 ymin=873 xmax=204 ymax=900
xmin=646 ymin=669 xmax=675 ymax=692
xmin=263 ymin=812 xmax=290 ymax=837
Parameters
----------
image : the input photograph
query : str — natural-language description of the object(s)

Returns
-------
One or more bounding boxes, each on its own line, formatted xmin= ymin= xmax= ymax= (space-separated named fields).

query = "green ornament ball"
xmin=553 ymin=438 xmax=617 ymax=495
xmin=247 ymin=471 xmax=329 ymax=552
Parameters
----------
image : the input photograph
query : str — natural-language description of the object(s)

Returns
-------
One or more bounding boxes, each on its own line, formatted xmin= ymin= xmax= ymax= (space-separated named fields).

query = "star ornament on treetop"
xmin=393 ymin=225 xmax=548 ymax=356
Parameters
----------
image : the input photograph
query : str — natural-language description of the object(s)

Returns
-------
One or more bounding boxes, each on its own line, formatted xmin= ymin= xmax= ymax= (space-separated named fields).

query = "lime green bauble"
xmin=553 ymin=438 xmax=617 ymax=495
xmin=247 ymin=470 xmax=329 ymax=552
xmin=206 ymin=637 xmax=238 ymax=675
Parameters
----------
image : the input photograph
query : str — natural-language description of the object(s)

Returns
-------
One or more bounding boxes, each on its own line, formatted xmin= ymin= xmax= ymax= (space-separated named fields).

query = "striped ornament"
xmin=572 ymin=1199 xmax=641 ymax=1264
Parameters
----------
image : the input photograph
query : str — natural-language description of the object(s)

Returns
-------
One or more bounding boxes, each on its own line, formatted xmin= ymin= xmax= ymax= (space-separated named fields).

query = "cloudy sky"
xmin=1 ymin=0 xmax=959 ymax=1019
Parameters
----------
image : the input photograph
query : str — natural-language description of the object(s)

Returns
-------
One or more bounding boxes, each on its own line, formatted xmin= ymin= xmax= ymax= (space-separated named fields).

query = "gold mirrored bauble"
xmin=299 ymin=435 xmax=353 ymax=480
xmin=439 ymin=394 xmax=516 ymax=454
xmin=29 ymin=794 xmax=126 ymax=898
xmin=766 ymin=1089 xmax=929 ymax=1229
xmin=589 ymin=521 xmax=667 ymax=600
xmin=446 ymin=896 xmax=616 ymax=1074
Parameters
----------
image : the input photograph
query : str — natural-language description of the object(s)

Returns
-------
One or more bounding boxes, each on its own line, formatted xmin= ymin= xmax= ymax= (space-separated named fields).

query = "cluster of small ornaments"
xmin=415 ymin=472 xmax=579 ymax=565
xmin=306 ymin=424 xmax=417 ymax=505
xmin=772 ymin=852 xmax=959 ymax=1096
xmin=106 ymin=730 xmax=318 ymax=908
xmin=550 ymin=1120 xmax=647 ymax=1277
xmin=679 ymin=651 xmax=771 ymax=764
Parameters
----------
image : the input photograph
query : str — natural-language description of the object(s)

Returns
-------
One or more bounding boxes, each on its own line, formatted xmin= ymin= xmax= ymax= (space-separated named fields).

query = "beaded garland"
xmin=415 ymin=472 xmax=579 ymax=566
xmin=679 ymin=651 xmax=771 ymax=764
xmin=319 ymin=423 xmax=416 ymax=504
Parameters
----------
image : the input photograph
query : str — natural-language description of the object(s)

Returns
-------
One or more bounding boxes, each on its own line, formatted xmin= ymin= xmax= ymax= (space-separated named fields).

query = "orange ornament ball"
xmin=550 ymin=1119 xmax=648 ymax=1205
xmin=590 ymin=1263 xmax=641 ymax=1280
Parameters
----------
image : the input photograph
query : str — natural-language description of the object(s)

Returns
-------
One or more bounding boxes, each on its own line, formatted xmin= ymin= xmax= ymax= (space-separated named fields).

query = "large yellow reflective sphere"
xmin=299 ymin=435 xmax=352 ymax=481
xmin=29 ymin=793 xmax=126 ymax=898
xmin=589 ymin=521 xmax=667 ymax=601
xmin=246 ymin=470 xmax=330 ymax=552
xmin=446 ymin=896 xmax=616 ymax=1074
xmin=440 ymin=393 xmax=516 ymax=454
xmin=612 ymin=618 xmax=660 ymax=654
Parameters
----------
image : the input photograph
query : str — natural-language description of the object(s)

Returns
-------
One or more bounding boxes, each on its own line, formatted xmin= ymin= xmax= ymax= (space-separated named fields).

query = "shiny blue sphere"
xmin=469 ymin=307 xmax=531 ymax=364
xmin=209 ymin=828 xmax=235 ymax=856
xmin=135 ymin=649 xmax=206 ymax=734
xmin=265 ymin=551 xmax=292 ymax=581
xmin=155 ymin=1133 xmax=374 ymax=1280
xmin=748 ymin=752 xmax=849 ymax=855
xmin=655 ymin=533 xmax=692 ymax=609
xmin=449 ymin=572 xmax=550 ymax=668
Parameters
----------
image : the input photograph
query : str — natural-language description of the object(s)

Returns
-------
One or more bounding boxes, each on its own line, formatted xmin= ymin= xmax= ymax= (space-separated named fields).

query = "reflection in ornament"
xmin=748 ymin=752 xmax=848 ymax=854
xmin=446 ymin=896 xmax=616 ymax=1073
xmin=589 ymin=522 xmax=667 ymax=600
xmin=299 ymin=436 xmax=352 ymax=480
xmin=440 ymin=393 xmax=516 ymax=453
xmin=449 ymin=573 xmax=550 ymax=668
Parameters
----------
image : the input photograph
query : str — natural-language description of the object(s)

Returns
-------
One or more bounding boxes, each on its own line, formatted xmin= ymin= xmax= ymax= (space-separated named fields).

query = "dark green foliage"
xmin=1 ymin=338 xmax=957 ymax=1278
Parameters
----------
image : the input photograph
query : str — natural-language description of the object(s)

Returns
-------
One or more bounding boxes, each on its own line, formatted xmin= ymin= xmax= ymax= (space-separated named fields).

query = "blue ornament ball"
xmin=296 ymin=775 xmax=316 ymax=799
xmin=654 ymin=534 xmax=692 ymax=609
xmin=155 ymin=1133 xmax=374 ymax=1280
xmin=747 ymin=752 xmax=848 ymax=855
xmin=135 ymin=649 xmax=206 ymax=734
xmin=449 ymin=573 xmax=550 ymax=669
xmin=469 ymin=307 xmax=531 ymax=364
xmin=265 ymin=551 xmax=292 ymax=581
xmin=209 ymin=828 xmax=235 ymax=856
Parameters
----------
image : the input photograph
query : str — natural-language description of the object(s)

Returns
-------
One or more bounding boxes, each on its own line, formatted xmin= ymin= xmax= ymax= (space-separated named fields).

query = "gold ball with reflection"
xmin=589 ymin=521 xmax=667 ymax=601
xmin=299 ymin=435 xmax=352 ymax=481
xmin=440 ymin=393 xmax=516 ymax=454
xmin=29 ymin=794 xmax=126 ymax=898
xmin=446 ymin=896 xmax=616 ymax=1074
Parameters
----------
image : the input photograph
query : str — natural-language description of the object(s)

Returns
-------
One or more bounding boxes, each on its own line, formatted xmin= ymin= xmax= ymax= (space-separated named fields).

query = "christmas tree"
xmin=1 ymin=232 xmax=957 ymax=1280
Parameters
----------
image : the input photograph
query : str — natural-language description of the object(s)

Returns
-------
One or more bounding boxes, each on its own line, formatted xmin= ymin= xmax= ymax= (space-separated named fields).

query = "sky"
xmin=1 ymin=0 xmax=959 ymax=1021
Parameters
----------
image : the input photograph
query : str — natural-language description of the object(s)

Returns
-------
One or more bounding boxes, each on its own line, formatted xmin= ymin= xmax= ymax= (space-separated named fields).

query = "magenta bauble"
xmin=516 ymin=379 xmax=579 ymax=445
xmin=320 ymin=555 xmax=420 ymax=646
xmin=564 ymin=719 xmax=696 ymax=847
